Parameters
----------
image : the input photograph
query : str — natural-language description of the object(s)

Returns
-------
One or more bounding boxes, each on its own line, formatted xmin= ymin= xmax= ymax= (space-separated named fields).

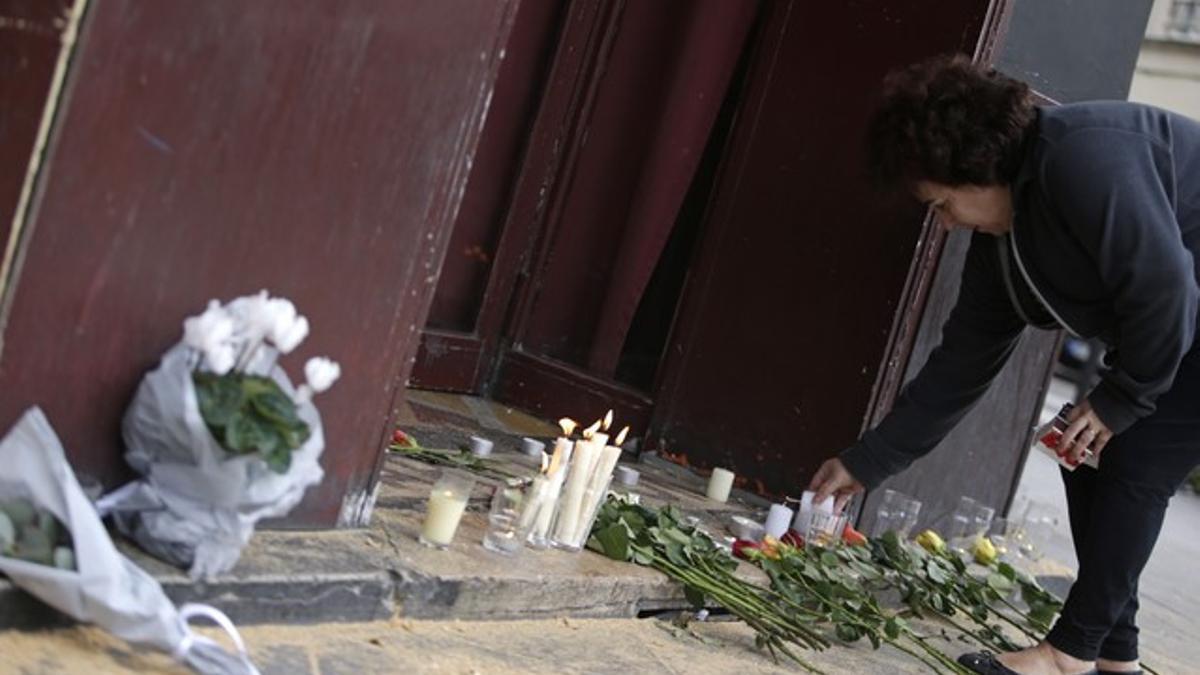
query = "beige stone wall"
xmin=1129 ymin=0 xmax=1200 ymax=118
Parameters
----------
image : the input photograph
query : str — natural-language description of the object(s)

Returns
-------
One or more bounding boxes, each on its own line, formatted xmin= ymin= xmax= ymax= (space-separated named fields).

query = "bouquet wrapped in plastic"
xmin=100 ymin=291 xmax=339 ymax=580
xmin=0 ymin=407 xmax=258 ymax=674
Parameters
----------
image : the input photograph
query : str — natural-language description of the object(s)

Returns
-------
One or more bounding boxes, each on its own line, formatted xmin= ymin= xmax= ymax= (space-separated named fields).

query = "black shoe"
xmin=957 ymin=652 xmax=1021 ymax=675
xmin=957 ymin=651 xmax=1101 ymax=675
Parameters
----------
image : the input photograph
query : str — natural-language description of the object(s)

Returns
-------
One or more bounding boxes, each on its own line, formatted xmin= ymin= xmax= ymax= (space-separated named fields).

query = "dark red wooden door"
xmin=413 ymin=0 xmax=759 ymax=438
xmin=0 ymin=0 xmax=519 ymax=527
xmin=647 ymin=0 xmax=1000 ymax=496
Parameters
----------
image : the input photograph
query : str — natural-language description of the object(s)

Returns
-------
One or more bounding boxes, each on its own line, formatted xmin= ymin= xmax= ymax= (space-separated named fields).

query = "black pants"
xmin=1046 ymin=353 xmax=1200 ymax=662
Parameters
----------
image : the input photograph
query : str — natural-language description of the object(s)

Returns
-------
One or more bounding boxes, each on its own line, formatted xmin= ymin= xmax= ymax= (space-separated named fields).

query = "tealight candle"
xmin=520 ymin=437 xmax=546 ymax=458
xmin=614 ymin=465 xmax=639 ymax=486
xmin=469 ymin=436 xmax=494 ymax=457
xmin=706 ymin=468 xmax=735 ymax=503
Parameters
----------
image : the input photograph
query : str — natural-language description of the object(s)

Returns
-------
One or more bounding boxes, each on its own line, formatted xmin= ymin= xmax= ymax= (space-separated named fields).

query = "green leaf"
xmin=631 ymin=543 xmax=655 ymax=566
xmin=835 ymin=623 xmax=862 ymax=643
xmin=820 ymin=551 xmax=840 ymax=567
xmin=987 ymin=572 xmax=1014 ymax=594
xmin=249 ymin=381 xmax=301 ymax=425
xmin=264 ymin=445 xmax=292 ymax=473
xmin=593 ymin=524 xmax=631 ymax=562
xmin=884 ymin=617 xmax=901 ymax=640
xmin=684 ymin=584 xmax=706 ymax=609
xmin=665 ymin=542 xmax=687 ymax=566
xmin=926 ymin=560 xmax=949 ymax=585
xmin=663 ymin=527 xmax=692 ymax=546
xmin=997 ymin=561 xmax=1017 ymax=581
xmin=194 ymin=372 xmax=244 ymax=425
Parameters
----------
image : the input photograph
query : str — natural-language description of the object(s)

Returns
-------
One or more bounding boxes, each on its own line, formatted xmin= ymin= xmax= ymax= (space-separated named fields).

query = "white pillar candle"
xmin=531 ymin=439 xmax=574 ymax=540
xmin=706 ymin=468 xmax=735 ymax=503
xmin=421 ymin=489 xmax=469 ymax=547
xmin=566 ymin=444 xmax=623 ymax=546
xmin=553 ymin=439 xmax=602 ymax=543
xmin=556 ymin=439 xmax=604 ymax=538
xmin=764 ymin=503 xmax=794 ymax=539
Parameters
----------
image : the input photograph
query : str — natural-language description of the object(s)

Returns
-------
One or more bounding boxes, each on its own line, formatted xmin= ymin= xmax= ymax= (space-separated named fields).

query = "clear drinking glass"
xmin=872 ymin=489 xmax=922 ymax=538
xmin=1018 ymin=500 xmax=1060 ymax=561
xmin=899 ymin=496 xmax=922 ymax=538
xmin=971 ymin=503 xmax=996 ymax=540
xmin=420 ymin=470 xmax=476 ymax=549
xmin=483 ymin=479 xmax=533 ymax=555
xmin=948 ymin=495 xmax=978 ymax=550
xmin=806 ymin=511 xmax=847 ymax=547
xmin=987 ymin=517 xmax=1023 ymax=560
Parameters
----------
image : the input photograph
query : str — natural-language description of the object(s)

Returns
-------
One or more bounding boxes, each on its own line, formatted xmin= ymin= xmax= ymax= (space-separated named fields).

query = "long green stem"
xmin=780 ymin=567 xmax=966 ymax=675
xmin=653 ymin=558 xmax=830 ymax=658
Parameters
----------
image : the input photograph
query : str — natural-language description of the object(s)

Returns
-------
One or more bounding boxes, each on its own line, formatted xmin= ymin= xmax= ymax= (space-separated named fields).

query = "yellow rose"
xmin=973 ymin=536 xmax=998 ymax=565
xmin=916 ymin=529 xmax=946 ymax=553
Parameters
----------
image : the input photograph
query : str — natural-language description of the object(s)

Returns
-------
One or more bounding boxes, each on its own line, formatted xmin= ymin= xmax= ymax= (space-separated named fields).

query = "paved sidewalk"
xmin=0 ymin=615 xmax=960 ymax=675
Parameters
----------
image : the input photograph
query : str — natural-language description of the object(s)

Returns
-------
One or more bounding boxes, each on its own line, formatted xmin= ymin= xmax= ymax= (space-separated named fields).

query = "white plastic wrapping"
xmin=0 ymin=407 xmax=258 ymax=674
xmin=101 ymin=344 xmax=325 ymax=580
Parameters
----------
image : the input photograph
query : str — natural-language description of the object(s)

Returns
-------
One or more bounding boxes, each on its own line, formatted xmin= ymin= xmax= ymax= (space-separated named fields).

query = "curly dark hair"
xmin=867 ymin=54 xmax=1035 ymax=191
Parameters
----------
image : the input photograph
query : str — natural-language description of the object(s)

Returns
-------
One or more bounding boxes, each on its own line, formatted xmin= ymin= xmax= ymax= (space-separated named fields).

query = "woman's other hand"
xmin=809 ymin=457 xmax=865 ymax=510
xmin=1060 ymin=398 xmax=1113 ymax=466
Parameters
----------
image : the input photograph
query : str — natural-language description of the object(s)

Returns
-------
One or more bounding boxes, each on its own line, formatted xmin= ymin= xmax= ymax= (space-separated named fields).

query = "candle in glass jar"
xmin=706 ymin=468 xmax=735 ymax=502
xmin=421 ymin=489 xmax=468 ymax=548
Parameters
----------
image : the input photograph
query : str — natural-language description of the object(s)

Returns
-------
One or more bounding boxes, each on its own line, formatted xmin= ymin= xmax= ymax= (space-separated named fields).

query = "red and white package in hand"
xmin=1033 ymin=403 xmax=1100 ymax=471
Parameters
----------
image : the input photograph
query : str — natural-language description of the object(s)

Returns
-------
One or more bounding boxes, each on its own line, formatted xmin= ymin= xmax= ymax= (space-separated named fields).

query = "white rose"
xmin=273 ymin=314 xmax=309 ymax=354
xmin=182 ymin=300 xmax=236 ymax=374
xmin=226 ymin=290 xmax=273 ymax=339
xmin=205 ymin=343 xmax=237 ymax=375
xmin=304 ymin=357 xmax=341 ymax=393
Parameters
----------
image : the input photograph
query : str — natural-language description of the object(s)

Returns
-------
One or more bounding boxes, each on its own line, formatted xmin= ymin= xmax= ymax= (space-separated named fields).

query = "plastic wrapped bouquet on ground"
xmin=99 ymin=291 xmax=339 ymax=580
xmin=0 ymin=407 xmax=259 ymax=674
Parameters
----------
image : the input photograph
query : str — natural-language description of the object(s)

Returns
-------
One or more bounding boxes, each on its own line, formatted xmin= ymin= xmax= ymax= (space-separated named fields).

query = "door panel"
xmin=648 ymin=0 xmax=995 ymax=496
xmin=0 ymin=0 xmax=518 ymax=526
xmin=410 ymin=0 xmax=563 ymax=392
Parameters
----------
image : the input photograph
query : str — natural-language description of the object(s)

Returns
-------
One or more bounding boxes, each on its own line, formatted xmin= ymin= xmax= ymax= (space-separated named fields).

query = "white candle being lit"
xmin=421 ymin=489 xmax=469 ymax=548
xmin=706 ymin=468 xmax=735 ymax=503
xmin=764 ymin=503 xmax=794 ymax=539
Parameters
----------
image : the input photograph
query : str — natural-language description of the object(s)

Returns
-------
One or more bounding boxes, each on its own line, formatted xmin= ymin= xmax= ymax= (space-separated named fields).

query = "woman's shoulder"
xmin=1037 ymin=101 xmax=1190 ymax=149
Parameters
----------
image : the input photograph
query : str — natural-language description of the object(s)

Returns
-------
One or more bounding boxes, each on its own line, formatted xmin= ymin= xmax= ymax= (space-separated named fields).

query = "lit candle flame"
xmin=558 ymin=417 xmax=578 ymax=437
xmin=614 ymin=426 xmax=630 ymax=446
xmin=582 ymin=419 xmax=602 ymax=440
xmin=602 ymin=409 xmax=614 ymax=431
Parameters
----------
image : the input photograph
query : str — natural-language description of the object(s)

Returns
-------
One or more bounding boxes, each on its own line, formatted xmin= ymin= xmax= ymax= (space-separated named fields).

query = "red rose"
xmin=732 ymin=539 xmax=761 ymax=560
xmin=780 ymin=529 xmax=805 ymax=549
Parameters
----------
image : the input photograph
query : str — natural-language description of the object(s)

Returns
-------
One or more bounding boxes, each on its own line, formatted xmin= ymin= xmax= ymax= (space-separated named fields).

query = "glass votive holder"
xmin=483 ymin=479 xmax=533 ymax=555
xmin=806 ymin=511 xmax=848 ymax=548
xmin=420 ymin=470 xmax=476 ymax=549
xmin=971 ymin=503 xmax=996 ymax=540
xmin=871 ymin=488 xmax=905 ymax=538
xmin=987 ymin=517 xmax=1022 ymax=560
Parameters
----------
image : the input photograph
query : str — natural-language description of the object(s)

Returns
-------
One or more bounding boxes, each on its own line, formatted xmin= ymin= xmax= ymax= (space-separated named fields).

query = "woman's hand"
xmin=1060 ymin=398 xmax=1113 ymax=466
xmin=808 ymin=457 xmax=864 ymax=511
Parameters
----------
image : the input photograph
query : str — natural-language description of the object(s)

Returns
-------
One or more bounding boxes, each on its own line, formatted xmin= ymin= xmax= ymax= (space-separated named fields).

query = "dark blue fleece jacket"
xmin=841 ymin=102 xmax=1200 ymax=489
